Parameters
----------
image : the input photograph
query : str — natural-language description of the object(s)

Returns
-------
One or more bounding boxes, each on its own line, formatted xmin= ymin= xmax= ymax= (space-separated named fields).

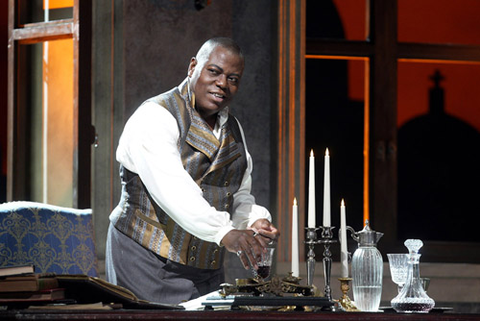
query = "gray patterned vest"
xmin=111 ymin=78 xmax=247 ymax=270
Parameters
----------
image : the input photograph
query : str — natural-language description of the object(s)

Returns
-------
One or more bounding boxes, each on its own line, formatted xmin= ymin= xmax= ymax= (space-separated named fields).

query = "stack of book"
xmin=0 ymin=264 xmax=66 ymax=305
xmin=0 ymin=264 xmax=183 ymax=310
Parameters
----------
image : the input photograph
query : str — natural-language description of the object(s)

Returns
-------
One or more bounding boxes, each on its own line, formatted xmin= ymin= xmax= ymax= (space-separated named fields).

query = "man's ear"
xmin=188 ymin=57 xmax=197 ymax=77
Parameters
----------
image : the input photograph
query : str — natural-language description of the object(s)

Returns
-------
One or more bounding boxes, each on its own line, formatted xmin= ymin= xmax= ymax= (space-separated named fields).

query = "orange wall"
xmin=334 ymin=0 xmax=480 ymax=133
xmin=44 ymin=0 xmax=73 ymax=10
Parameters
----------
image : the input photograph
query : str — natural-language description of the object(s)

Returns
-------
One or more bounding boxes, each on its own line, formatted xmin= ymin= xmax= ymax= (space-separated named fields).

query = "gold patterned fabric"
xmin=0 ymin=201 xmax=98 ymax=277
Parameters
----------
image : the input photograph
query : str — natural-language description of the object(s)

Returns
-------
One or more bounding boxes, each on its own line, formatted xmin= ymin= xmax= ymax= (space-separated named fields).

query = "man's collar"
xmin=184 ymin=77 xmax=230 ymax=130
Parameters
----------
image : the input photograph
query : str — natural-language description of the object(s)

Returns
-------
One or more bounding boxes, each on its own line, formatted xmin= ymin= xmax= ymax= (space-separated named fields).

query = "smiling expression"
xmin=188 ymin=46 xmax=244 ymax=127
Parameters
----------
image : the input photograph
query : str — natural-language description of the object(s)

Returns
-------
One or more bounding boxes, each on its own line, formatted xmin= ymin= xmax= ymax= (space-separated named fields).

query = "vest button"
xmin=211 ymin=260 xmax=216 ymax=266
xmin=224 ymin=181 xmax=229 ymax=186
xmin=213 ymin=248 xmax=219 ymax=254
xmin=189 ymin=256 xmax=196 ymax=261
xmin=191 ymin=246 xmax=197 ymax=251
xmin=225 ymin=204 xmax=229 ymax=210
xmin=226 ymin=192 xmax=232 ymax=197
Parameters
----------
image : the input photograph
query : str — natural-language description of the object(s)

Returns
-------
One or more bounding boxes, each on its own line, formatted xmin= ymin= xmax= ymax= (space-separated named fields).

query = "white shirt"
xmin=116 ymin=102 xmax=271 ymax=246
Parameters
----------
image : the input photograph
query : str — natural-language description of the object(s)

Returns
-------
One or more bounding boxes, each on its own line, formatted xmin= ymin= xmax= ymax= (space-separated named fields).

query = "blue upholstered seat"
xmin=0 ymin=201 xmax=98 ymax=277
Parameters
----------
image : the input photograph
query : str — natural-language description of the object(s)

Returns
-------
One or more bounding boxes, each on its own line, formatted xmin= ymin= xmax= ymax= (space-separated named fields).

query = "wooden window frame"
xmin=7 ymin=0 xmax=92 ymax=208
xmin=304 ymin=0 xmax=480 ymax=263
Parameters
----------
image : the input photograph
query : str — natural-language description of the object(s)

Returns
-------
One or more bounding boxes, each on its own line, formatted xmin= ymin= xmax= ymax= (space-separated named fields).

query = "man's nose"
xmin=216 ymin=74 xmax=227 ymax=88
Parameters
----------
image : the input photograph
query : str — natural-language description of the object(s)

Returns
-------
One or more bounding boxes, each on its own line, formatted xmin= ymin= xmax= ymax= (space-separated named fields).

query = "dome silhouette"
xmin=398 ymin=70 xmax=480 ymax=242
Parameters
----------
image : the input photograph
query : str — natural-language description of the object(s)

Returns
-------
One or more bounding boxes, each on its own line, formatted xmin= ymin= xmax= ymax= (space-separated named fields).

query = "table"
xmin=1 ymin=309 xmax=480 ymax=321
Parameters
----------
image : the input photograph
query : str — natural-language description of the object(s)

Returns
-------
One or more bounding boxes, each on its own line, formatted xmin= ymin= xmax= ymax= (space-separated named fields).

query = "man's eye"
xmin=228 ymin=77 xmax=239 ymax=84
xmin=209 ymin=69 xmax=220 ymax=75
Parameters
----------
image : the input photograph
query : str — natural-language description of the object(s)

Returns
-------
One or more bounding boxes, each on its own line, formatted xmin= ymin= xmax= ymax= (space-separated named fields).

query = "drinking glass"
xmin=252 ymin=247 xmax=275 ymax=280
xmin=387 ymin=253 xmax=409 ymax=293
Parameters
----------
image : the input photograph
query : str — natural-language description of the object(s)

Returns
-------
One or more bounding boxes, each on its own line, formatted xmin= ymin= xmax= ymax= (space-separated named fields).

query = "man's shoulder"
xmin=128 ymin=89 xmax=180 ymax=122
xmin=145 ymin=86 xmax=181 ymax=106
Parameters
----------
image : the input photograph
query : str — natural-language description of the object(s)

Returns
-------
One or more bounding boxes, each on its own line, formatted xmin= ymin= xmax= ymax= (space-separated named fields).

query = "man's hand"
xmin=221 ymin=219 xmax=280 ymax=270
xmin=222 ymin=229 xmax=269 ymax=270
xmin=249 ymin=219 xmax=280 ymax=244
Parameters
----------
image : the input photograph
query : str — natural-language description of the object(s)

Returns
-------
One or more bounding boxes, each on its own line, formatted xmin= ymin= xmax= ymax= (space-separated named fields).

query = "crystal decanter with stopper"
xmin=391 ymin=239 xmax=435 ymax=313
xmin=351 ymin=220 xmax=384 ymax=312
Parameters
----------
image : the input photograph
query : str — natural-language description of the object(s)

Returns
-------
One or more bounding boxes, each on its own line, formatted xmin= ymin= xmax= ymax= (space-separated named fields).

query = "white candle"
xmin=291 ymin=198 xmax=299 ymax=277
xmin=323 ymin=148 xmax=331 ymax=227
xmin=308 ymin=150 xmax=316 ymax=228
xmin=340 ymin=199 xmax=349 ymax=278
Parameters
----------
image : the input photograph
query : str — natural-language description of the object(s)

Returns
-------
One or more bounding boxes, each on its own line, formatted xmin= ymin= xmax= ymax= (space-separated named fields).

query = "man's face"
xmin=188 ymin=46 xmax=244 ymax=121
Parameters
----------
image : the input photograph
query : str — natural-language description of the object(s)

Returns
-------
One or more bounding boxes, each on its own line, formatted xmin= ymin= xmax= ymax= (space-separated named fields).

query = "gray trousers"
xmin=105 ymin=223 xmax=224 ymax=304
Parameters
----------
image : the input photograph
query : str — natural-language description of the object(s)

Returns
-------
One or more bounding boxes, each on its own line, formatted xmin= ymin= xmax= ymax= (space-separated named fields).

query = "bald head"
xmin=194 ymin=37 xmax=244 ymax=71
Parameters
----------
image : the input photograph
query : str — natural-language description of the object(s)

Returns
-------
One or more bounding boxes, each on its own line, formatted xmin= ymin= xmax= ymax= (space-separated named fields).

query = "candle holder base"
xmin=337 ymin=277 xmax=359 ymax=312
xmin=319 ymin=226 xmax=336 ymax=302
xmin=304 ymin=227 xmax=320 ymax=287
xmin=284 ymin=271 xmax=302 ymax=285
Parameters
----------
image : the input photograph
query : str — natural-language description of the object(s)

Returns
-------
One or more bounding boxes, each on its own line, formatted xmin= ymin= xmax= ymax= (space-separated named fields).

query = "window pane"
xmin=305 ymin=58 xmax=366 ymax=235
xmin=17 ymin=39 xmax=74 ymax=207
xmin=398 ymin=0 xmax=480 ymax=45
xmin=397 ymin=61 xmax=480 ymax=242
xmin=307 ymin=0 xmax=367 ymax=41
xmin=17 ymin=0 xmax=73 ymax=25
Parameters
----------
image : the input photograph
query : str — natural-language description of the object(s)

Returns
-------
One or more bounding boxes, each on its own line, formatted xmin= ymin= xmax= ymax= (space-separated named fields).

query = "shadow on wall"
xmin=398 ymin=70 xmax=480 ymax=242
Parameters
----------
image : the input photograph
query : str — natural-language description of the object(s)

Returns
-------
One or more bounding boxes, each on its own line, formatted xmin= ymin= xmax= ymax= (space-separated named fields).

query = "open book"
xmin=55 ymin=275 xmax=183 ymax=309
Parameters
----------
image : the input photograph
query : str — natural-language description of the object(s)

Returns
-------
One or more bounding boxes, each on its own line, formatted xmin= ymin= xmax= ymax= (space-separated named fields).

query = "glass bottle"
xmin=351 ymin=220 xmax=384 ymax=311
xmin=391 ymin=239 xmax=435 ymax=313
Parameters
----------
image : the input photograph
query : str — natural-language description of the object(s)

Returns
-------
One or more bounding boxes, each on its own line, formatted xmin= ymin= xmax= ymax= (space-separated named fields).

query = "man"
xmin=105 ymin=37 xmax=279 ymax=304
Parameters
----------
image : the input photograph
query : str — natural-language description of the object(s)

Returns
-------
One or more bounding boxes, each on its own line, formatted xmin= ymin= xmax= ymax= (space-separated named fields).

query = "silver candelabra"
xmin=305 ymin=225 xmax=337 ymax=302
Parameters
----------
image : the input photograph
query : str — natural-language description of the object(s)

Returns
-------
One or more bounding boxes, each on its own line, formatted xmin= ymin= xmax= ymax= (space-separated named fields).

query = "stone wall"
xmin=123 ymin=1 xmax=274 ymax=208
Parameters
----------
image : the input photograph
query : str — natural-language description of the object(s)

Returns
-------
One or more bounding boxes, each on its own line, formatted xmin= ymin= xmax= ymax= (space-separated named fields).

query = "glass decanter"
xmin=391 ymin=239 xmax=435 ymax=313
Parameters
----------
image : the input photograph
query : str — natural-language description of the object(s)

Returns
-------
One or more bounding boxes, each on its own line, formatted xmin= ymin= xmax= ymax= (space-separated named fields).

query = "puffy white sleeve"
xmin=230 ymin=119 xmax=272 ymax=230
